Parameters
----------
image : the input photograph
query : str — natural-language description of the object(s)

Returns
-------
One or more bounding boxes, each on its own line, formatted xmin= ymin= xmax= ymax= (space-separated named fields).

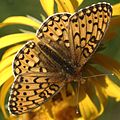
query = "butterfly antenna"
xmin=82 ymin=73 xmax=114 ymax=79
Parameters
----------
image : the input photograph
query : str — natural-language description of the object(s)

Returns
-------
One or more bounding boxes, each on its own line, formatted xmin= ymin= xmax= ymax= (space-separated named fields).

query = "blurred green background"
xmin=0 ymin=0 xmax=120 ymax=120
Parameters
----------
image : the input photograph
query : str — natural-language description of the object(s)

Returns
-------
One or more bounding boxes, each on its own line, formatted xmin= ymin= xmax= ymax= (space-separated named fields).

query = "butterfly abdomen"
xmin=39 ymin=43 xmax=75 ymax=75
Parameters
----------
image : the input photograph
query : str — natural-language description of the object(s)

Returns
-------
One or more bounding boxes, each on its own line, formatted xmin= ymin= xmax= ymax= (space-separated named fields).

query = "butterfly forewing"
xmin=36 ymin=13 xmax=72 ymax=61
xmin=13 ymin=41 xmax=40 ymax=76
xmin=37 ymin=13 xmax=71 ymax=44
xmin=13 ymin=41 xmax=60 ymax=76
xmin=68 ymin=2 xmax=112 ymax=67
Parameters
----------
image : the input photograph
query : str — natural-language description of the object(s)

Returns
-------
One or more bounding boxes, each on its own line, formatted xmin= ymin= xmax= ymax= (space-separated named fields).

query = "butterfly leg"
xmin=75 ymin=80 xmax=80 ymax=114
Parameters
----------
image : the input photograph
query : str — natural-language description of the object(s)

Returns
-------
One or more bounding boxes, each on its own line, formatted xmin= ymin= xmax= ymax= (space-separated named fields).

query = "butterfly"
xmin=8 ymin=2 xmax=112 ymax=115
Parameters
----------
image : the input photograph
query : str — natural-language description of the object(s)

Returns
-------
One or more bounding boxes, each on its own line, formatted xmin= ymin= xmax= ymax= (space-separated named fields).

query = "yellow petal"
xmin=0 ymin=16 xmax=40 ymax=29
xmin=86 ymin=65 xmax=108 ymax=117
xmin=76 ymin=117 xmax=85 ymax=120
xmin=27 ymin=15 xmax=42 ymax=25
xmin=104 ymin=76 xmax=120 ymax=100
xmin=55 ymin=0 xmax=83 ymax=13
xmin=40 ymin=0 xmax=54 ymax=16
xmin=88 ymin=65 xmax=120 ymax=102
xmin=113 ymin=3 xmax=120 ymax=16
xmin=0 ymin=77 xmax=13 ymax=119
xmin=0 ymin=55 xmax=14 ymax=72
xmin=0 ymin=66 xmax=13 ymax=86
xmin=55 ymin=0 xmax=74 ymax=13
xmin=94 ymin=83 xmax=106 ymax=117
xmin=70 ymin=0 xmax=83 ymax=10
xmin=0 ymin=33 xmax=35 ymax=49
xmin=91 ymin=80 xmax=107 ymax=117
xmin=55 ymin=0 xmax=64 ymax=12
xmin=93 ymin=54 xmax=120 ymax=79
xmin=9 ymin=116 xmax=18 ymax=120
xmin=40 ymin=13 xmax=46 ymax=21
xmin=2 ymin=44 xmax=23 ymax=59
xmin=79 ymin=86 xmax=98 ymax=120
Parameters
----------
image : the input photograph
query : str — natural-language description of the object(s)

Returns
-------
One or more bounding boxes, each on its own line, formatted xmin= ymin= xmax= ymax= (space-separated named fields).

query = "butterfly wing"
xmin=37 ymin=13 xmax=71 ymax=47
xmin=13 ymin=40 xmax=62 ymax=76
xmin=36 ymin=13 xmax=73 ymax=65
xmin=9 ymin=72 xmax=64 ymax=115
xmin=9 ymin=41 xmax=65 ymax=115
xmin=68 ymin=2 xmax=112 ymax=66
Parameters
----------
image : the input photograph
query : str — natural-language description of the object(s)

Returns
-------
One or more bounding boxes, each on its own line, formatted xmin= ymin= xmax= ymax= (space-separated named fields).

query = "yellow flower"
xmin=0 ymin=0 xmax=120 ymax=120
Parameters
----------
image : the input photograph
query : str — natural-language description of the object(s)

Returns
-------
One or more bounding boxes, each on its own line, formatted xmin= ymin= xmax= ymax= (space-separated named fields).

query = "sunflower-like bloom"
xmin=0 ymin=0 xmax=120 ymax=120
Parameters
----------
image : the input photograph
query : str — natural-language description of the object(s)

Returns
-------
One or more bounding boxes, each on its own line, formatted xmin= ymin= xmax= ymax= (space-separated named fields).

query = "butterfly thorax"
xmin=39 ymin=42 xmax=76 ymax=75
xmin=38 ymin=42 xmax=84 ymax=83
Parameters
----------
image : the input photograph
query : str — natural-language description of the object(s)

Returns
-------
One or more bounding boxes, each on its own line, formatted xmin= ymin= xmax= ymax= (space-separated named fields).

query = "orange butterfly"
xmin=8 ymin=2 xmax=112 ymax=115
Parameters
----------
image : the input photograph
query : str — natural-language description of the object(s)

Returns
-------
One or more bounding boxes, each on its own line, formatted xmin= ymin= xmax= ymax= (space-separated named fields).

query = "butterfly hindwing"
xmin=68 ymin=2 xmax=112 ymax=66
xmin=9 ymin=72 xmax=65 ymax=114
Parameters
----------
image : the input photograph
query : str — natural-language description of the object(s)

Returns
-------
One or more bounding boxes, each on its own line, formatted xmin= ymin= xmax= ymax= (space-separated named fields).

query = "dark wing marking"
xmin=12 ymin=41 xmax=60 ymax=76
xmin=36 ymin=13 xmax=73 ymax=66
xmin=8 ymin=72 xmax=65 ymax=115
xmin=10 ymin=41 xmax=65 ymax=115
xmin=68 ymin=2 xmax=112 ymax=67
